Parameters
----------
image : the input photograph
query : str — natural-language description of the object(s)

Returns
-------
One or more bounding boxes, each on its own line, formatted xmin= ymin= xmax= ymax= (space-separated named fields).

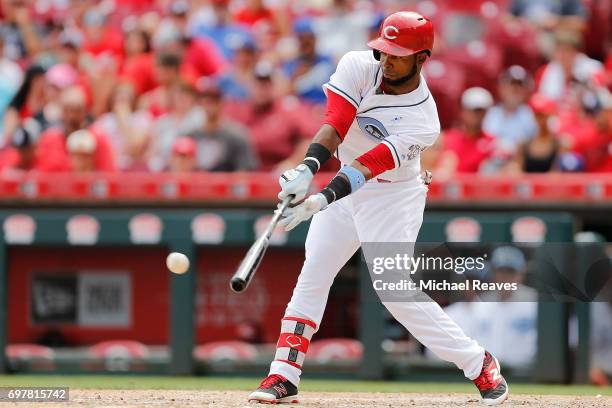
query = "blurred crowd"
xmin=1 ymin=0 xmax=612 ymax=174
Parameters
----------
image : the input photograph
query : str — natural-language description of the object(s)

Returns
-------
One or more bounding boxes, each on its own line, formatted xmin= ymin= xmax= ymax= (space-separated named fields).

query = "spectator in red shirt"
xmin=66 ymin=129 xmax=99 ymax=172
xmin=558 ymin=90 xmax=612 ymax=172
xmin=138 ymin=53 xmax=182 ymax=118
xmin=119 ymin=24 xmax=156 ymax=96
xmin=78 ymin=11 xmax=123 ymax=116
xmin=168 ymin=136 xmax=197 ymax=172
xmin=179 ymin=34 xmax=226 ymax=83
xmin=224 ymin=63 xmax=318 ymax=171
xmin=589 ymin=96 xmax=612 ymax=172
xmin=557 ymin=90 xmax=608 ymax=162
xmin=590 ymin=94 xmax=612 ymax=173
xmin=153 ymin=6 xmax=225 ymax=84
xmin=438 ymin=87 xmax=495 ymax=174
xmin=37 ymin=86 xmax=115 ymax=171
xmin=113 ymin=0 xmax=157 ymax=15
xmin=81 ymin=9 xmax=123 ymax=60
xmin=233 ymin=0 xmax=276 ymax=28
xmin=0 ymin=126 xmax=38 ymax=172
xmin=605 ymin=49 xmax=612 ymax=87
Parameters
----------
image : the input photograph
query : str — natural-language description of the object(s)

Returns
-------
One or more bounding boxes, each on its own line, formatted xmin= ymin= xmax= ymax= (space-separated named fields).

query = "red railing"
xmin=0 ymin=172 xmax=610 ymax=204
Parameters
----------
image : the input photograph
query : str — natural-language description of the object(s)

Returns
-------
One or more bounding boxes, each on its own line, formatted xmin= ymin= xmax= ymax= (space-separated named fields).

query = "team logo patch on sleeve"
xmin=357 ymin=117 xmax=390 ymax=141
xmin=405 ymin=145 xmax=424 ymax=160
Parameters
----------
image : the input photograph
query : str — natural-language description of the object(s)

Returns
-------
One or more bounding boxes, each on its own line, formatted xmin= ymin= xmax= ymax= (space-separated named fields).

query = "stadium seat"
xmin=194 ymin=341 xmax=258 ymax=362
xmin=438 ymin=41 xmax=503 ymax=92
xmin=485 ymin=18 xmax=540 ymax=71
xmin=6 ymin=343 xmax=55 ymax=370
xmin=88 ymin=340 xmax=150 ymax=372
xmin=308 ymin=339 xmax=363 ymax=363
xmin=583 ymin=0 xmax=612 ymax=60
xmin=89 ymin=340 xmax=149 ymax=359
xmin=423 ymin=59 xmax=466 ymax=128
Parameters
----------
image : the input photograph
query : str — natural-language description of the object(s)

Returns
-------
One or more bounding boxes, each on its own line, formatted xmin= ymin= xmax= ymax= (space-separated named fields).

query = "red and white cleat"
xmin=473 ymin=351 xmax=509 ymax=405
xmin=248 ymin=374 xmax=299 ymax=404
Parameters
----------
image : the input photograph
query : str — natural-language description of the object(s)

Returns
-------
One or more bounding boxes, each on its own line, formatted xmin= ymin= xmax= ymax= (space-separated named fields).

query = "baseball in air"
xmin=166 ymin=252 xmax=190 ymax=274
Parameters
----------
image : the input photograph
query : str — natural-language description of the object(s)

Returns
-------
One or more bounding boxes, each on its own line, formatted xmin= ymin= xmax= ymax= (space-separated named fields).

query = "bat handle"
xmin=229 ymin=194 xmax=295 ymax=294
xmin=262 ymin=194 xmax=293 ymax=239
xmin=278 ymin=195 xmax=293 ymax=213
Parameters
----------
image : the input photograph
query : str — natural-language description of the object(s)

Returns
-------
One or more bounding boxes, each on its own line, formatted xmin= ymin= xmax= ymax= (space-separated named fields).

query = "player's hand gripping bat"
xmin=230 ymin=195 xmax=294 ymax=293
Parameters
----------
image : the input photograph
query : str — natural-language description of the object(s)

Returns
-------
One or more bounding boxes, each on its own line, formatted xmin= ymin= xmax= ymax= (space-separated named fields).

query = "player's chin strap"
xmin=320 ymin=166 xmax=366 ymax=205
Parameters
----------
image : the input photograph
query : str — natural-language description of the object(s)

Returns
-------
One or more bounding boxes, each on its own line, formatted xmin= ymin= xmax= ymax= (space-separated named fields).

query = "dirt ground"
xmin=0 ymin=390 xmax=609 ymax=408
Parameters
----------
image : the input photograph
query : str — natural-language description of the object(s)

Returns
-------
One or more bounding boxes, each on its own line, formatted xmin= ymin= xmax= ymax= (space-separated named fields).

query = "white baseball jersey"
xmin=323 ymin=50 xmax=441 ymax=182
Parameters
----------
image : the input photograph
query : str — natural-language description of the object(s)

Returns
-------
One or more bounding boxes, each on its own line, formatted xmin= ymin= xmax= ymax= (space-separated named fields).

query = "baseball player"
xmin=248 ymin=11 xmax=508 ymax=406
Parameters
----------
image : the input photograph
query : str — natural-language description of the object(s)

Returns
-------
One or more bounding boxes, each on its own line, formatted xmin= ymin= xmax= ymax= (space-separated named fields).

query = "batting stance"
xmin=249 ymin=12 xmax=508 ymax=406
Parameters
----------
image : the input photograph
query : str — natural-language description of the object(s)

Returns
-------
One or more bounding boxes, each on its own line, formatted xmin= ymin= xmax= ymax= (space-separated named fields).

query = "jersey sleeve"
xmin=357 ymin=129 xmax=439 ymax=177
xmin=323 ymin=51 xmax=369 ymax=109
xmin=323 ymin=89 xmax=357 ymax=140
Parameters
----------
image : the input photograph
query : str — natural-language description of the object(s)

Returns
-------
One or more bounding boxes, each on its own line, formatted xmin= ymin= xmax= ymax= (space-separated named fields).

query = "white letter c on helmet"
xmin=383 ymin=25 xmax=399 ymax=40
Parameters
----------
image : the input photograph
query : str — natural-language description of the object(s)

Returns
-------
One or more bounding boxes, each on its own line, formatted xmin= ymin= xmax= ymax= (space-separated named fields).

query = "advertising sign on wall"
xmin=31 ymin=272 xmax=131 ymax=327
xmin=78 ymin=273 xmax=131 ymax=327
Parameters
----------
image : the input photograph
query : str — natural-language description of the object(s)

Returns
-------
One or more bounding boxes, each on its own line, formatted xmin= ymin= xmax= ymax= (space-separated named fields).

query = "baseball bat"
xmin=230 ymin=195 xmax=293 ymax=293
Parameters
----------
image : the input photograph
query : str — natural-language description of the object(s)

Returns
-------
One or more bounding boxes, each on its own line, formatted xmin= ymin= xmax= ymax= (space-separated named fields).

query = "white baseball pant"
xmin=269 ymin=178 xmax=485 ymax=386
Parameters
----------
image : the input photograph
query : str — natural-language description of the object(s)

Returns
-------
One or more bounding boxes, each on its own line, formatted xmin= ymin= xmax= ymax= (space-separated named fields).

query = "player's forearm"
xmin=300 ymin=89 xmax=356 ymax=175
xmin=318 ymin=143 xmax=395 ymax=204
xmin=300 ymin=124 xmax=341 ymax=175
xmin=350 ymin=160 xmax=373 ymax=180
xmin=312 ymin=124 xmax=343 ymax=152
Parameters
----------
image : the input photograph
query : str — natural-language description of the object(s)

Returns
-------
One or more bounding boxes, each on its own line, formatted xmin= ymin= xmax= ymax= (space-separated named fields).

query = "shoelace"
xmin=259 ymin=374 xmax=286 ymax=389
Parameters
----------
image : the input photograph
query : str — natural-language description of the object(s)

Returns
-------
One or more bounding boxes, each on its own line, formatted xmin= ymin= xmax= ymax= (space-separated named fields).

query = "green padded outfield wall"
xmin=0 ymin=210 xmax=574 ymax=382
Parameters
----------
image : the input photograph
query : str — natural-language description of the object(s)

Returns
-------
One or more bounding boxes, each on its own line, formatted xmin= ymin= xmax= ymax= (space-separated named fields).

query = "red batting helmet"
xmin=368 ymin=11 xmax=434 ymax=60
